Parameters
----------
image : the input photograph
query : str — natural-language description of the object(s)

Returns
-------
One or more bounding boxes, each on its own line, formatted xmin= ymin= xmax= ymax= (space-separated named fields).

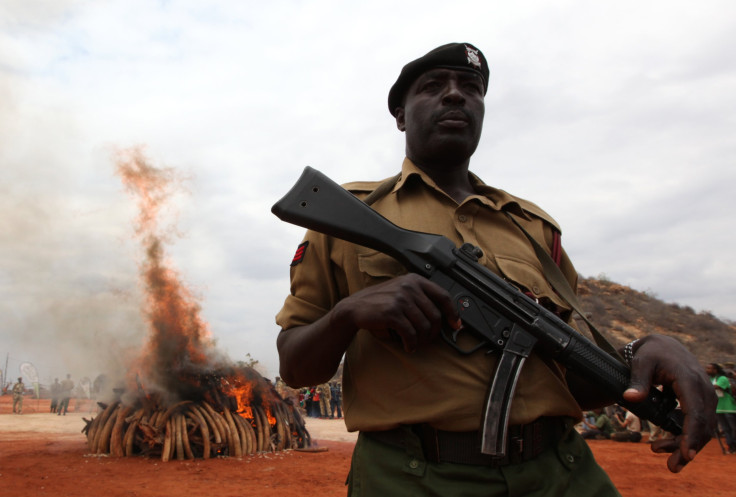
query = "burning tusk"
xmin=238 ymin=414 xmax=255 ymax=455
xmin=234 ymin=412 xmax=250 ymax=456
xmin=90 ymin=401 xmax=119 ymax=453
xmin=110 ymin=405 xmax=134 ymax=457
xmin=174 ymin=413 xmax=185 ymax=461
xmin=97 ymin=404 xmax=121 ymax=454
xmin=123 ymin=418 xmax=138 ymax=457
xmin=185 ymin=407 xmax=211 ymax=459
xmin=180 ymin=413 xmax=195 ymax=460
xmin=223 ymin=408 xmax=243 ymax=458
xmin=203 ymin=401 xmax=230 ymax=448
xmin=193 ymin=403 xmax=221 ymax=446
xmin=157 ymin=400 xmax=193 ymax=431
xmin=86 ymin=414 xmax=101 ymax=452
xmin=253 ymin=405 xmax=268 ymax=453
xmin=274 ymin=405 xmax=287 ymax=451
xmin=162 ymin=418 xmax=173 ymax=462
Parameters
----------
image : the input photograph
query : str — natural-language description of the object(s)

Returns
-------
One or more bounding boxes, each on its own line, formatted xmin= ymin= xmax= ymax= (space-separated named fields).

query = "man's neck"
xmin=411 ymin=158 xmax=476 ymax=204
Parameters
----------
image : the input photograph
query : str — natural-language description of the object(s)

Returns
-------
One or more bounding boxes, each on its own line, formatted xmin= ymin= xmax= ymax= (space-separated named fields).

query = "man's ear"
xmin=395 ymin=108 xmax=406 ymax=132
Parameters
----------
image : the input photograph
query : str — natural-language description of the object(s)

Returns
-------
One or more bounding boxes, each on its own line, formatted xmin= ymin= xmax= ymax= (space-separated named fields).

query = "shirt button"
xmin=408 ymin=459 xmax=419 ymax=469
xmin=532 ymin=285 xmax=541 ymax=294
xmin=566 ymin=454 xmax=575 ymax=463
xmin=458 ymin=215 xmax=467 ymax=222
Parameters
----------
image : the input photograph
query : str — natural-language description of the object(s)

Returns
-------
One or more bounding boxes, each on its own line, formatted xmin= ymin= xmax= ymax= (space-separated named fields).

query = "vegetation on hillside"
xmin=574 ymin=276 xmax=735 ymax=365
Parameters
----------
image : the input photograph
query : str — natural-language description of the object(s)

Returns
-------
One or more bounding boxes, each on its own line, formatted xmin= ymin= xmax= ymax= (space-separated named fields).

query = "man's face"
xmin=395 ymin=68 xmax=485 ymax=167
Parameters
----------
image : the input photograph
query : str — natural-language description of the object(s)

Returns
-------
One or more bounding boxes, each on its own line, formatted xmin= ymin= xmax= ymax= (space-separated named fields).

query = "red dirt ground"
xmin=0 ymin=396 xmax=732 ymax=497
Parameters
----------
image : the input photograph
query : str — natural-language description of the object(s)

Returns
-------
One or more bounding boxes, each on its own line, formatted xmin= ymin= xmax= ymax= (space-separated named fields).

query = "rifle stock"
xmin=272 ymin=166 xmax=683 ymax=451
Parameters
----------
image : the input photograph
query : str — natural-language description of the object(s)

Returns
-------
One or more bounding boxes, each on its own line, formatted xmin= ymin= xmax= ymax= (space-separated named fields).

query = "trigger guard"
xmin=441 ymin=327 xmax=490 ymax=355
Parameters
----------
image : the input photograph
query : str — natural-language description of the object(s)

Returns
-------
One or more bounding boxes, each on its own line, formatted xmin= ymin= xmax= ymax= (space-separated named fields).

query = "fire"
xmin=115 ymin=147 xmax=218 ymax=403
xmin=81 ymin=147 xmax=310 ymax=460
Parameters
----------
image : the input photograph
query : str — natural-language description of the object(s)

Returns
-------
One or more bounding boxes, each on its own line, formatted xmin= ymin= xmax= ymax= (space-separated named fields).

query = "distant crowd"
xmin=578 ymin=361 xmax=736 ymax=455
xmin=274 ymin=377 xmax=343 ymax=420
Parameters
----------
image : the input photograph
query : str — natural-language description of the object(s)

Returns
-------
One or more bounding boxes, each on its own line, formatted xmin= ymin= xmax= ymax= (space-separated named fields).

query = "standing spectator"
xmin=57 ymin=374 xmax=74 ymax=416
xmin=303 ymin=387 xmax=315 ymax=417
xmin=309 ymin=386 xmax=319 ymax=417
xmin=317 ymin=383 xmax=332 ymax=418
xmin=12 ymin=377 xmax=25 ymax=414
xmin=330 ymin=381 xmax=343 ymax=419
xmin=49 ymin=377 xmax=61 ymax=413
xmin=706 ymin=363 xmax=736 ymax=454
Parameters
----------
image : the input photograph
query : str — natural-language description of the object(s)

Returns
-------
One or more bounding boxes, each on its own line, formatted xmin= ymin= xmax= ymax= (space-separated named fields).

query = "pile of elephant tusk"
xmin=82 ymin=397 xmax=310 ymax=461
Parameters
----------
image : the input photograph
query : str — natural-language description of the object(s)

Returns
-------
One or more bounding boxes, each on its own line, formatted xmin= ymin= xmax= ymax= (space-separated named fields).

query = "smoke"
xmin=114 ymin=147 xmax=229 ymax=404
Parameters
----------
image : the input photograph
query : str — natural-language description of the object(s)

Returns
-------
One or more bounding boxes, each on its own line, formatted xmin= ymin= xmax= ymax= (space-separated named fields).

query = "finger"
xmin=650 ymin=438 xmax=677 ymax=454
xmin=414 ymin=276 xmax=461 ymax=329
xmin=648 ymin=439 xmax=688 ymax=473
xmin=624 ymin=353 xmax=655 ymax=400
xmin=667 ymin=450 xmax=688 ymax=473
xmin=665 ymin=371 xmax=716 ymax=458
xmin=401 ymin=304 xmax=436 ymax=346
xmin=390 ymin=321 xmax=418 ymax=354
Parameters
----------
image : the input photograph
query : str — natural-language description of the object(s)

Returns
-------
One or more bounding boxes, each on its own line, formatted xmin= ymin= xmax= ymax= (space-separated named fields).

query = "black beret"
xmin=388 ymin=42 xmax=489 ymax=117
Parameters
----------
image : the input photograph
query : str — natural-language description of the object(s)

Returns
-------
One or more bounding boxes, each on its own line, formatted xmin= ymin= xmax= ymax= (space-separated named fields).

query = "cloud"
xmin=1 ymin=0 xmax=735 ymax=385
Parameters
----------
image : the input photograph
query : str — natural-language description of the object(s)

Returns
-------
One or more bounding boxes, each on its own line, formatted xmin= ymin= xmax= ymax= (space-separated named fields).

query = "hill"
xmin=574 ymin=276 xmax=736 ymax=365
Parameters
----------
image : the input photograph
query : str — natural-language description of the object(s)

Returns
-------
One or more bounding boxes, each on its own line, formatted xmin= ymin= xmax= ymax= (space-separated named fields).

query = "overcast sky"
xmin=1 ymin=0 xmax=734 ymax=385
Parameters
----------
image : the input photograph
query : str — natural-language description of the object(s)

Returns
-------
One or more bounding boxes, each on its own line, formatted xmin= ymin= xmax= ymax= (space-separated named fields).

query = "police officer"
xmin=275 ymin=42 xmax=716 ymax=496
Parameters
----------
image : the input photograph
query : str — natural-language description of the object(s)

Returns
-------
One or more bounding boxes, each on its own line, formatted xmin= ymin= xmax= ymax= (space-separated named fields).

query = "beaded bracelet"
xmin=623 ymin=339 xmax=641 ymax=367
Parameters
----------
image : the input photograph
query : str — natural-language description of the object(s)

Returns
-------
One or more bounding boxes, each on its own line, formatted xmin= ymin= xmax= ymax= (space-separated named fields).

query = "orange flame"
xmin=114 ymin=147 xmax=279 ymax=420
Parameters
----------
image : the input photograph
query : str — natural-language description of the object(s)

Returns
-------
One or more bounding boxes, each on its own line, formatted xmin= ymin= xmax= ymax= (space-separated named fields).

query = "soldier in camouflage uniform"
xmin=12 ymin=377 xmax=25 ymax=414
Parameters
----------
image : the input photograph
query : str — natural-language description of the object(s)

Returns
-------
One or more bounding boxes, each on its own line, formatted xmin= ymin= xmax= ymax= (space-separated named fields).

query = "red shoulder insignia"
xmin=290 ymin=241 xmax=309 ymax=266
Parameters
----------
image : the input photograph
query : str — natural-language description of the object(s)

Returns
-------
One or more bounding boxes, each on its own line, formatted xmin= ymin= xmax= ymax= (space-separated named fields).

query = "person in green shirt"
xmin=581 ymin=409 xmax=614 ymax=440
xmin=706 ymin=363 xmax=736 ymax=453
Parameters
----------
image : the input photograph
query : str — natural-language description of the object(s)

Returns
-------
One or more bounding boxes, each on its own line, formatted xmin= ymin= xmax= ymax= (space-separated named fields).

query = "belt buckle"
xmin=416 ymin=424 xmax=441 ymax=463
xmin=508 ymin=433 xmax=524 ymax=465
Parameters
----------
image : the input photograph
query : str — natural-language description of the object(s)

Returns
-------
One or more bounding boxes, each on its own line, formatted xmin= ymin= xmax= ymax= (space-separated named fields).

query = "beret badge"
xmin=465 ymin=45 xmax=481 ymax=69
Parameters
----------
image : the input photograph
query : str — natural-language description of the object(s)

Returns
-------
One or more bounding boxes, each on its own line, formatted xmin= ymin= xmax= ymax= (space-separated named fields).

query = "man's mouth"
xmin=436 ymin=110 xmax=470 ymax=128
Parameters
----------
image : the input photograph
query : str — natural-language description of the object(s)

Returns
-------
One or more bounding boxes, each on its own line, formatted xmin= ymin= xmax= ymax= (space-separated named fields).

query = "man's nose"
xmin=441 ymin=81 xmax=465 ymax=105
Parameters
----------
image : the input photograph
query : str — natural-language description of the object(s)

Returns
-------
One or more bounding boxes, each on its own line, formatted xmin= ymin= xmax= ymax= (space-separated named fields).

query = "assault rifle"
xmin=272 ymin=166 xmax=683 ymax=456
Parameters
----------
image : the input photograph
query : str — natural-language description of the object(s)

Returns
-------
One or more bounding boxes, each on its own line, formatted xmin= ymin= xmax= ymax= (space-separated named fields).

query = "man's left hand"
xmin=623 ymin=334 xmax=717 ymax=473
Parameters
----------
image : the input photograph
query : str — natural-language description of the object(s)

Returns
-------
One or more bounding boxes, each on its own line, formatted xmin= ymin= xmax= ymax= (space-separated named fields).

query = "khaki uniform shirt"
xmin=276 ymin=158 xmax=583 ymax=432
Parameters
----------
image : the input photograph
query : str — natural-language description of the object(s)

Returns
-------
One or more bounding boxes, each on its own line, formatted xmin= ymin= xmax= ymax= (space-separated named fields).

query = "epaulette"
xmin=342 ymin=180 xmax=387 ymax=194
xmin=505 ymin=193 xmax=561 ymax=233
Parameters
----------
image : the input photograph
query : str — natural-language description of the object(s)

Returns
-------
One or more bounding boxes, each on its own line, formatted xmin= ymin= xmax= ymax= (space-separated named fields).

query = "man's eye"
xmin=421 ymin=81 xmax=441 ymax=92
xmin=464 ymin=83 xmax=483 ymax=94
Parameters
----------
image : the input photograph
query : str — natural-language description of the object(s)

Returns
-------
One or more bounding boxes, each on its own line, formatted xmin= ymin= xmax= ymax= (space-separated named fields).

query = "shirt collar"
xmin=395 ymin=158 xmax=531 ymax=219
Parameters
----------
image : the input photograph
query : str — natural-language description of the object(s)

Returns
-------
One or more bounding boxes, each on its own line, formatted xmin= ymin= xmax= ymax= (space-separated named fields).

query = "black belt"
xmin=363 ymin=417 xmax=568 ymax=467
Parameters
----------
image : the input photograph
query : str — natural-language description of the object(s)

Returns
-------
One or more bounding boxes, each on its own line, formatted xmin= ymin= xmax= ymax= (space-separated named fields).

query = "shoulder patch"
xmin=290 ymin=241 xmax=309 ymax=267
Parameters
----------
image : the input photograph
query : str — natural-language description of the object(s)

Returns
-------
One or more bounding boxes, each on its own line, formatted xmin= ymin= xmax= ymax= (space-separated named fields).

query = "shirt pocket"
xmin=494 ymin=255 xmax=569 ymax=311
xmin=356 ymin=249 xmax=407 ymax=286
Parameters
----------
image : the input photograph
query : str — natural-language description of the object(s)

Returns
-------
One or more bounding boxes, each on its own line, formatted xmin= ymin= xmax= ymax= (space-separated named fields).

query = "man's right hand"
xmin=329 ymin=273 xmax=462 ymax=353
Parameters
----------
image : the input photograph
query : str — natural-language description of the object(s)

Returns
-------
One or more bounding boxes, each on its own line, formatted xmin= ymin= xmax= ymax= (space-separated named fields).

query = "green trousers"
xmin=347 ymin=422 xmax=621 ymax=497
